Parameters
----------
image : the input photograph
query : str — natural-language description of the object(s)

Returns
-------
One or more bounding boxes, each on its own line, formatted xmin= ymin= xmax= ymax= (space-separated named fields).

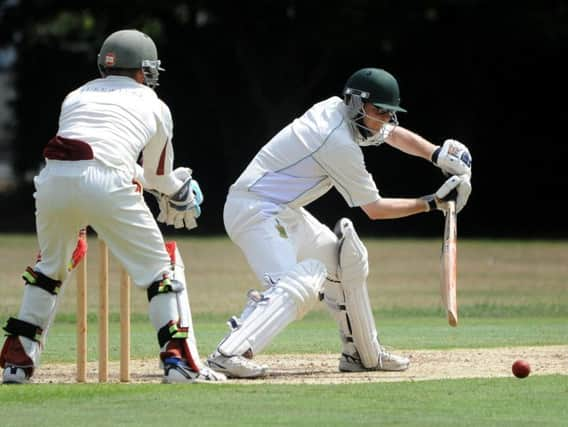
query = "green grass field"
xmin=1 ymin=234 xmax=567 ymax=426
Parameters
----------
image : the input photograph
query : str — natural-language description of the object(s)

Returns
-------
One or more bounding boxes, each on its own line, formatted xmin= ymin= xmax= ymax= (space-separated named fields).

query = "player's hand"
xmin=432 ymin=139 xmax=472 ymax=177
xmin=147 ymin=189 xmax=171 ymax=224
xmin=132 ymin=178 xmax=143 ymax=193
xmin=166 ymin=168 xmax=203 ymax=229
xmin=423 ymin=175 xmax=470 ymax=213
xmin=167 ymin=178 xmax=203 ymax=230
xmin=146 ymin=168 xmax=204 ymax=230
xmin=453 ymin=174 xmax=471 ymax=213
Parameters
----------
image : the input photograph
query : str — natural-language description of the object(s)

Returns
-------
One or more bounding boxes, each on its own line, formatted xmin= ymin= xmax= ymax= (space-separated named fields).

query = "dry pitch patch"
xmin=33 ymin=345 xmax=567 ymax=384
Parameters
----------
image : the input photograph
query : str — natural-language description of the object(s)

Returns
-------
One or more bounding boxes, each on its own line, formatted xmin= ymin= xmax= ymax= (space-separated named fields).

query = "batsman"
xmin=0 ymin=29 xmax=225 ymax=384
xmin=206 ymin=67 xmax=472 ymax=378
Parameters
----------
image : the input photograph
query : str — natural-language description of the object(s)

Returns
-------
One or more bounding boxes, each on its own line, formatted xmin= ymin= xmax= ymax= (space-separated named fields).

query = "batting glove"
xmin=422 ymin=175 xmax=470 ymax=214
xmin=431 ymin=139 xmax=472 ymax=177
xmin=452 ymin=174 xmax=471 ymax=213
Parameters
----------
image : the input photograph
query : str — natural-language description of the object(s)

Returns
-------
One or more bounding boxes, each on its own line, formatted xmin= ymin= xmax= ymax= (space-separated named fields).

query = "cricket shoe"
xmin=206 ymin=352 xmax=267 ymax=379
xmin=2 ymin=364 xmax=30 ymax=384
xmin=339 ymin=349 xmax=410 ymax=372
xmin=162 ymin=357 xmax=227 ymax=383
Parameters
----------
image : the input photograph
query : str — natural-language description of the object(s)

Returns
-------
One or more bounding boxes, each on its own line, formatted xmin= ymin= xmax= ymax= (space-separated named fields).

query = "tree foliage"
xmin=1 ymin=0 xmax=566 ymax=235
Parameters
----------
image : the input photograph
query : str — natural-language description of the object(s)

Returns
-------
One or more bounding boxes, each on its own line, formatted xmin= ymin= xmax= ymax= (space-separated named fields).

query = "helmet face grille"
xmin=344 ymin=93 xmax=399 ymax=147
xmin=141 ymin=59 xmax=163 ymax=88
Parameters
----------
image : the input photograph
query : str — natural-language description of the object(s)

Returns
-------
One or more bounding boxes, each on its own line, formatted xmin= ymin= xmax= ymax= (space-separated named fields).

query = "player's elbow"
xmin=360 ymin=200 xmax=386 ymax=220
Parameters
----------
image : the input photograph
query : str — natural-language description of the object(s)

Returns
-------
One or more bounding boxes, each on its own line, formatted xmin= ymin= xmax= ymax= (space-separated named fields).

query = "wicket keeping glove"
xmin=148 ymin=167 xmax=204 ymax=230
xmin=166 ymin=168 xmax=203 ymax=230
xmin=431 ymin=139 xmax=472 ymax=177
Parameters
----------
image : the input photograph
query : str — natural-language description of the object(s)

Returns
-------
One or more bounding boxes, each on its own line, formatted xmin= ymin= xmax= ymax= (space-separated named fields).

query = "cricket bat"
xmin=441 ymin=200 xmax=458 ymax=327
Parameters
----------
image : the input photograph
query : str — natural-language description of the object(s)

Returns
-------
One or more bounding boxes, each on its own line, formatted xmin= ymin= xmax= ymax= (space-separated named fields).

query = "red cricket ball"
xmin=512 ymin=359 xmax=531 ymax=378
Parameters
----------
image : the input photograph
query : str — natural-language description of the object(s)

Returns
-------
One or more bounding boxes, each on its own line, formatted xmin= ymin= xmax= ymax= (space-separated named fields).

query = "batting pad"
xmin=342 ymin=284 xmax=380 ymax=367
xmin=320 ymin=281 xmax=357 ymax=355
xmin=218 ymin=259 xmax=327 ymax=356
xmin=336 ymin=218 xmax=380 ymax=368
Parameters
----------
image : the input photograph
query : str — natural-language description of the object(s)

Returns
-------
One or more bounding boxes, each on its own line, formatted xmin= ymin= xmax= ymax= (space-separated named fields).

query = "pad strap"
xmin=3 ymin=317 xmax=43 ymax=342
xmin=146 ymin=275 xmax=173 ymax=301
xmin=157 ymin=320 xmax=188 ymax=348
xmin=22 ymin=267 xmax=62 ymax=295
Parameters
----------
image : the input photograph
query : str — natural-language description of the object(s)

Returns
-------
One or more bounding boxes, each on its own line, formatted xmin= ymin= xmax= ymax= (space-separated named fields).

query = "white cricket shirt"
xmin=230 ymin=96 xmax=380 ymax=208
xmin=56 ymin=75 xmax=182 ymax=195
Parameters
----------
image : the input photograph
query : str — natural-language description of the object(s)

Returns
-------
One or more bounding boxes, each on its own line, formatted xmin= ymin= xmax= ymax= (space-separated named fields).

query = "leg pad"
xmin=22 ymin=267 xmax=62 ymax=295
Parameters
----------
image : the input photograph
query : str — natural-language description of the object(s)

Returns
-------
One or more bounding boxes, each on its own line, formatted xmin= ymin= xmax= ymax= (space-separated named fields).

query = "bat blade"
xmin=441 ymin=200 xmax=458 ymax=327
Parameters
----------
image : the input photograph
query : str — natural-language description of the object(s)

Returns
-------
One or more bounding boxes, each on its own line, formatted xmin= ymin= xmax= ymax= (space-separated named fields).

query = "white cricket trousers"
xmin=223 ymin=193 xmax=340 ymax=284
xmin=33 ymin=159 xmax=171 ymax=287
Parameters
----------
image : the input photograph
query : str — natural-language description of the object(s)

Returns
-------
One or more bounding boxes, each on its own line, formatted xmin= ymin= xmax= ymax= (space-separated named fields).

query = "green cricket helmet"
xmin=343 ymin=67 xmax=406 ymax=113
xmin=343 ymin=68 xmax=406 ymax=146
xmin=97 ymin=29 xmax=164 ymax=88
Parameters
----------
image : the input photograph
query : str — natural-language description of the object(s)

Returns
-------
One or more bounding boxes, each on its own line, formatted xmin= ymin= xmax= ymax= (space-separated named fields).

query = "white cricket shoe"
xmin=339 ymin=349 xmax=410 ymax=372
xmin=206 ymin=352 xmax=267 ymax=379
xmin=162 ymin=358 xmax=227 ymax=383
xmin=2 ymin=364 xmax=30 ymax=384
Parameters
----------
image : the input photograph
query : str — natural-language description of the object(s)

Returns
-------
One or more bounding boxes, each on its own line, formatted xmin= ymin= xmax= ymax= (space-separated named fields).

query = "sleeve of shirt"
xmin=315 ymin=137 xmax=380 ymax=207
xmin=141 ymin=100 xmax=183 ymax=195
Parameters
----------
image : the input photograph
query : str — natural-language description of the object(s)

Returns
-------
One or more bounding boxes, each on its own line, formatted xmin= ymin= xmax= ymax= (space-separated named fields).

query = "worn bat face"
xmin=441 ymin=201 xmax=458 ymax=327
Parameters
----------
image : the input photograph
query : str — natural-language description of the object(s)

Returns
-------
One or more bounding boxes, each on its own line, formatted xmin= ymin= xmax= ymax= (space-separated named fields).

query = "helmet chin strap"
xmin=352 ymin=123 xmax=388 ymax=147
xmin=356 ymin=120 xmax=373 ymax=138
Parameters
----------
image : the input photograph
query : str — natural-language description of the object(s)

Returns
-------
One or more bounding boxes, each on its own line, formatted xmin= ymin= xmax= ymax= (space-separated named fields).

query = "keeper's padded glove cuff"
xmin=169 ymin=178 xmax=195 ymax=211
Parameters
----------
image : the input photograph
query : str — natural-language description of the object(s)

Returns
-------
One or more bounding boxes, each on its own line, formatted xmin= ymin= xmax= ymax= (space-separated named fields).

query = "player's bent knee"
xmin=217 ymin=260 xmax=327 ymax=357
xmin=275 ymin=259 xmax=327 ymax=319
xmin=334 ymin=218 xmax=369 ymax=287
